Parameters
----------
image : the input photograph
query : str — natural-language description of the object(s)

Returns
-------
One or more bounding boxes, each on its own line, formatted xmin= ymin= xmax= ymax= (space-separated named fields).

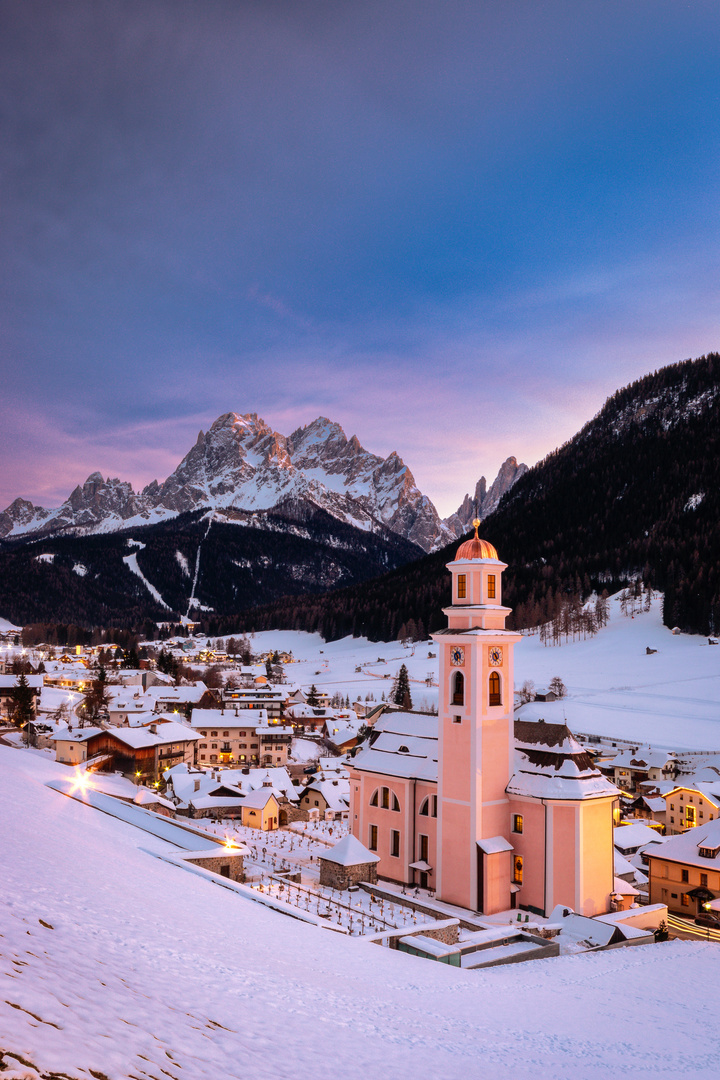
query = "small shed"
xmin=318 ymin=833 xmax=380 ymax=890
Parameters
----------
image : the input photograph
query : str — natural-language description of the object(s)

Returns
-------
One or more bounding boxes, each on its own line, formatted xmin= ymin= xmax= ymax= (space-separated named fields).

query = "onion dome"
xmin=455 ymin=518 xmax=498 ymax=561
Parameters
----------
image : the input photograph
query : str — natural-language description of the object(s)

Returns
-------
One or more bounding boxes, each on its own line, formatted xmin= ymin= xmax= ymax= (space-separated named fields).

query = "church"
xmin=348 ymin=523 xmax=619 ymax=917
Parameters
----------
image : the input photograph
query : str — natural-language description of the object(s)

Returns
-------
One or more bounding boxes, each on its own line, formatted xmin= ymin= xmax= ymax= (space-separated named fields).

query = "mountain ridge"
xmin=0 ymin=411 xmax=525 ymax=554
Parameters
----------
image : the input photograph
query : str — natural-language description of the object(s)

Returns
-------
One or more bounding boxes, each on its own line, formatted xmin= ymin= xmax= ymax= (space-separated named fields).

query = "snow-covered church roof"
xmin=506 ymin=719 xmax=619 ymax=801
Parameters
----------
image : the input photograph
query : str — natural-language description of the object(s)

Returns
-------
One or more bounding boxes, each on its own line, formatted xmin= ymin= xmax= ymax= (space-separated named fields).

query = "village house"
xmin=220 ymin=685 xmax=285 ymax=720
xmin=188 ymin=707 xmax=293 ymax=767
xmin=348 ymin=524 xmax=619 ymax=916
xmin=663 ymin=784 xmax=720 ymax=835
xmin=164 ymin=762 xmax=289 ymax=827
xmin=648 ymin=818 xmax=720 ymax=918
xmin=298 ymin=776 xmax=350 ymax=820
xmin=50 ymin=720 xmax=200 ymax=779
xmin=610 ymin=748 xmax=677 ymax=793
xmin=143 ymin=683 xmax=214 ymax=714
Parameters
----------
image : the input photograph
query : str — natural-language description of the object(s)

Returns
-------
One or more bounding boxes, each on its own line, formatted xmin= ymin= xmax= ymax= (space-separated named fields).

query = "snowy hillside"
xmin=242 ymin=590 xmax=720 ymax=751
xmin=1 ymin=746 xmax=718 ymax=1080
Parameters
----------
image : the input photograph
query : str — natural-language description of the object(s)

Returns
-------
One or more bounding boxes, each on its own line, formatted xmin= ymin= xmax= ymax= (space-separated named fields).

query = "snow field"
xmin=1 ymin=746 xmax=719 ymax=1080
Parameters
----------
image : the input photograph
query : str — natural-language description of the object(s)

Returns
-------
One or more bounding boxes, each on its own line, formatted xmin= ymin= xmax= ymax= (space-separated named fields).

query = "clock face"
xmin=450 ymin=646 xmax=465 ymax=667
xmin=488 ymin=646 xmax=503 ymax=667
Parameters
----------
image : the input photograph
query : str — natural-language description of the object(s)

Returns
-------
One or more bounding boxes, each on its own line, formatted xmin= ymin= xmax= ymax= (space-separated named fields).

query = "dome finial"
xmin=472 ymin=517 xmax=481 ymax=539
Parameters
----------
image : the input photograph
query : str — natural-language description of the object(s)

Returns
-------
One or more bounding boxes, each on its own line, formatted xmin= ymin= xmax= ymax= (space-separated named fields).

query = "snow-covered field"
xmin=1 ymin=745 xmax=719 ymax=1080
xmin=249 ymin=591 xmax=720 ymax=751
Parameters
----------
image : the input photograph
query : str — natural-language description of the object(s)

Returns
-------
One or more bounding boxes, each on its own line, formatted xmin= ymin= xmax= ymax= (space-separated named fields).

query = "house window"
xmin=681 ymin=869 xmax=689 ymax=883
xmin=211 ymin=743 xmax=217 ymax=749
xmin=419 ymin=798 xmax=429 ymax=816
xmin=453 ymin=714 xmax=461 ymax=723
xmin=419 ymin=834 xmax=429 ymax=862
xmin=670 ymin=816 xmax=674 ymax=823
xmin=392 ymin=792 xmax=400 ymax=812
xmin=390 ymin=830 xmax=400 ymax=857
xmin=670 ymin=803 xmax=674 ymax=810
xmin=382 ymin=787 xmax=390 ymax=809
xmin=200 ymin=754 xmax=206 ymax=761
xmin=223 ymin=731 xmax=229 ymax=737
xmin=513 ymin=814 xmax=523 ymax=834
xmin=681 ymin=893 xmax=690 ymax=907
xmin=452 ymin=671 xmax=464 ymax=706
xmin=489 ymin=671 xmax=501 ymax=707
xmin=487 ymin=574 xmax=496 ymax=599
xmin=210 ymin=755 xmax=217 ymax=762
xmin=513 ymin=855 xmax=523 ymax=885
xmin=701 ymin=873 xmax=708 ymax=887
xmin=211 ymin=731 xmax=218 ymax=737
xmin=369 ymin=825 xmax=378 ymax=851
xmin=432 ymin=795 xmax=437 ymax=817
xmin=200 ymin=743 xmax=207 ymax=749
xmin=370 ymin=789 xmax=379 ymax=806
xmin=686 ymin=806 xmax=697 ymax=827
xmin=457 ymin=574 xmax=466 ymax=599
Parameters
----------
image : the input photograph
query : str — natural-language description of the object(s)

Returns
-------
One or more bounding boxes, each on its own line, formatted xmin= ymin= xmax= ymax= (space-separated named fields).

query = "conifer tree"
xmin=392 ymin=664 xmax=412 ymax=709
xmin=11 ymin=673 xmax=35 ymax=728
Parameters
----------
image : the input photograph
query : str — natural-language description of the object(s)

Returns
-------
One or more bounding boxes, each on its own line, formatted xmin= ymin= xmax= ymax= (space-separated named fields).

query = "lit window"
xmin=489 ymin=671 xmax=501 ymax=707
xmin=487 ymin=574 xmax=496 ymax=599
xmin=457 ymin=574 xmax=466 ymax=599
xmin=513 ymin=814 xmax=523 ymax=834
xmin=681 ymin=893 xmax=690 ymax=907
xmin=513 ymin=855 xmax=523 ymax=885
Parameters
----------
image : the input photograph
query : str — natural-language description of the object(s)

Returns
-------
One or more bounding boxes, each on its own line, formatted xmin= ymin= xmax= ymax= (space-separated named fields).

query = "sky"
xmin=1 ymin=0 xmax=720 ymax=517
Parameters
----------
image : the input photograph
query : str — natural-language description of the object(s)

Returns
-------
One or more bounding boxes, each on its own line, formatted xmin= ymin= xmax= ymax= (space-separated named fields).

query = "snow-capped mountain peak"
xmin=0 ymin=412 xmax=525 ymax=551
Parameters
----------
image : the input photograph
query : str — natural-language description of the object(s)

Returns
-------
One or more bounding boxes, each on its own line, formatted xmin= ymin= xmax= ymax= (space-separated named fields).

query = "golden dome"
xmin=455 ymin=518 xmax=498 ymax=561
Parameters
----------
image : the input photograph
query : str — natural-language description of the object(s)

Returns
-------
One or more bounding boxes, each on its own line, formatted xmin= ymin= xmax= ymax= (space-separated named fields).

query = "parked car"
xmin=694 ymin=913 xmax=720 ymax=928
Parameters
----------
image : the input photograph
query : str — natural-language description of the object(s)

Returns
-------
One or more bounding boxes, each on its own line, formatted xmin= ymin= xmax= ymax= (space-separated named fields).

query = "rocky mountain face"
xmin=0 ymin=412 xmax=525 ymax=552
xmin=446 ymin=457 xmax=528 ymax=535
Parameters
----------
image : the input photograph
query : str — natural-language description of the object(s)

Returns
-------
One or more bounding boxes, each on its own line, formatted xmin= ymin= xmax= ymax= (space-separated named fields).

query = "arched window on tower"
xmin=370 ymin=789 xmax=379 ymax=806
xmin=489 ymin=670 xmax=501 ymax=706
xmin=452 ymin=671 xmax=464 ymax=706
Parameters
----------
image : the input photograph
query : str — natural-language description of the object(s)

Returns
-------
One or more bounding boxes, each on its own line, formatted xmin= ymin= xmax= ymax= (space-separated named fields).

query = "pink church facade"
xmin=348 ymin=527 xmax=618 ymax=917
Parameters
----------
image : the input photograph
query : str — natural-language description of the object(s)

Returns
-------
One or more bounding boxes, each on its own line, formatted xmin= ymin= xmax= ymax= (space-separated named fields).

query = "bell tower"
xmin=431 ymin=520 xmax=521 ymax=913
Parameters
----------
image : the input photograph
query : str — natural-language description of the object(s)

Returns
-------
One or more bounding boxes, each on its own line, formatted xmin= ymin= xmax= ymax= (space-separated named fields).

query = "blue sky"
xmin=1 ymin=0 xmax=719 ymax=516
